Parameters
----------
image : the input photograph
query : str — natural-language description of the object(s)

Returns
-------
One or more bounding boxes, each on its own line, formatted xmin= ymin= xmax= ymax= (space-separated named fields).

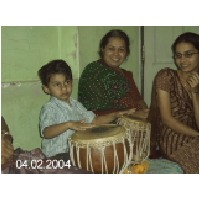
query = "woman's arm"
xmin=187 ymin=71 xmax=199 ymax=128
xmin=92 ymin=108 xmax=135 ymax=125
xmin=191 ymin=92 xmax=199 ymax=128
xmin=158 ymin=89 xmax=198 ymax=137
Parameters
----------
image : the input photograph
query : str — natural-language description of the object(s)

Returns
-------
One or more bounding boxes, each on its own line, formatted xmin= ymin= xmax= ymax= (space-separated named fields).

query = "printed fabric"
xmin=78 ymin=60 xmax=143 ymax=114
xmin=149 ymin=68 xmax=199 ymax=174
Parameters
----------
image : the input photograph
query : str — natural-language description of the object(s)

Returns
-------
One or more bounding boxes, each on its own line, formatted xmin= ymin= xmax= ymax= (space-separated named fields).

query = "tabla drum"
xmin=69 ymin=124 xmax=130 ymax=174
xmin=117 ymin=115 xmax=151 ymax=164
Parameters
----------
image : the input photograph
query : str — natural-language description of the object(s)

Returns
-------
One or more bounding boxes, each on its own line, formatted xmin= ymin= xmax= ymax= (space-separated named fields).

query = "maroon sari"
xmin=149 ymin=68 xmax=199 ymax=174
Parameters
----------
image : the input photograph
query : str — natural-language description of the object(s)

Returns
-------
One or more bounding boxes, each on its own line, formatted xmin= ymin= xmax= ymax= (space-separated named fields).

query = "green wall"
xmin=1 ymin=26 xmax=140 ymax=150
xmin=1 ymin=26 xmax=79 ymax=81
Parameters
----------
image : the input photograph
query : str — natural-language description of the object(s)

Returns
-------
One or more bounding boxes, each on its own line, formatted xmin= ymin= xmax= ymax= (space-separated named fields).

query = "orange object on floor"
xmin=123 ymin=160 xmax=150 ymax=174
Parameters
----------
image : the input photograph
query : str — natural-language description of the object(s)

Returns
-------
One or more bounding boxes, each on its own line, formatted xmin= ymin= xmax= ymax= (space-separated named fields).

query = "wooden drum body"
xmin=117 ymin=116 xmax=151 ymax=164
xmin=69 ymin=125 xmax=130 ymax=174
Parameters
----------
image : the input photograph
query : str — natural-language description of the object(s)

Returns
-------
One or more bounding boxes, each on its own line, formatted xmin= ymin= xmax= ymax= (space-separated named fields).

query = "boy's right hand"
xmin=68 ymin=121 xmax=95 ymax=131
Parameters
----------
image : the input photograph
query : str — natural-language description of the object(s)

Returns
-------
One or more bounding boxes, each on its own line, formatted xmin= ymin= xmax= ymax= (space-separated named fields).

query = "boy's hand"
xmin=69 ymin=121 xmax=95 ymax=131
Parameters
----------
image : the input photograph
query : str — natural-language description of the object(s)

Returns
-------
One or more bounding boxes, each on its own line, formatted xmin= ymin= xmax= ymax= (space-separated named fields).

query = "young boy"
xmin=38 ymin=59 xmax=134 ymax=160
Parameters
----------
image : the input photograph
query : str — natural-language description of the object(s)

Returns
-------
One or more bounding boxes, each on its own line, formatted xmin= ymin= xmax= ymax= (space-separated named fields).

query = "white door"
xmin=143 ymin=26 xmax=199 ymax=106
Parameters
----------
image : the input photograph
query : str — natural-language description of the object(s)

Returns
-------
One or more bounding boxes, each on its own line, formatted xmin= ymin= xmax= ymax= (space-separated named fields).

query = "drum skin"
xmin=70 ymin=125 xmax=130 ymax=174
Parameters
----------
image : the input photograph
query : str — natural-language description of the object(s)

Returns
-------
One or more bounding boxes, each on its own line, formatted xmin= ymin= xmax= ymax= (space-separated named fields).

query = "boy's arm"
xmin=43 ymin=122 xmax=70 ymax=139
xmin=43 ymin=121 xmax=94 ymax=139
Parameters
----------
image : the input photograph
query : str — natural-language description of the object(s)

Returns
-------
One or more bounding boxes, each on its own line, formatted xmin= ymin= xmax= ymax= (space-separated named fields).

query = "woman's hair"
xmin=38 ymin=59 xmax=72 ymax=86
xmin=172 ymin=32 xmax=199 ymax=52
xmin=98 ymin=29 xmax=130 ymax=58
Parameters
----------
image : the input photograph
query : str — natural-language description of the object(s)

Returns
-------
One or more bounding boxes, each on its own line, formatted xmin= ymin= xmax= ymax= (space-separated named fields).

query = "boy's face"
xmin=44 ymin=74 xmax=72 ymax=103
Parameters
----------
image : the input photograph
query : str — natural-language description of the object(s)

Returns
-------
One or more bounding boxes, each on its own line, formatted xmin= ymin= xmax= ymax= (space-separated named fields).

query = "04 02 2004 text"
xmin=15 ymin=159 xmax=71 ymax=170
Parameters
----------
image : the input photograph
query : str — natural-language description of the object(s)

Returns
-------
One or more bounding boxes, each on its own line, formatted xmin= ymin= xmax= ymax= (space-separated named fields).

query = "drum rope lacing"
xmin=117 ymin=118 xmax=151 ymax=165
xmin=70 ymin=140 xmax=126 ymax=174
xmin=68 ymin=122 xmax=150 ymax=174
xmin=69 ymin=134 xmax=128 ymax=174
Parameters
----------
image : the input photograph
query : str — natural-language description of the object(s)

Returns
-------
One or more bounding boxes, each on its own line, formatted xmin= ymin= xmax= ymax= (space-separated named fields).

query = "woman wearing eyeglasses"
xmin=149 ymin=32 xmax=199 ymax=173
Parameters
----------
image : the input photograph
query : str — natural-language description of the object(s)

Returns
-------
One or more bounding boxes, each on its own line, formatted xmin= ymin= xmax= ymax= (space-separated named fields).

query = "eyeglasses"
xmin=173 ymin=51 xmax=199 ymax=59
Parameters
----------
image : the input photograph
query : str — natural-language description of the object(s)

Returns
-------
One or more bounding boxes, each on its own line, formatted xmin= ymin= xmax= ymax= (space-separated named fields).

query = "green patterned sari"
xmin=78 ymin=60 xmax=143 ymax=114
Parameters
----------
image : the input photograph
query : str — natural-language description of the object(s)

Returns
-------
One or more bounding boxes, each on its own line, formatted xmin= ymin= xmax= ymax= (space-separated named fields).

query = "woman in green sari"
xmin=78 ymin=29 xmax=185 ymax=174
xmin=78 ymin=29 xmax=148 ymax=117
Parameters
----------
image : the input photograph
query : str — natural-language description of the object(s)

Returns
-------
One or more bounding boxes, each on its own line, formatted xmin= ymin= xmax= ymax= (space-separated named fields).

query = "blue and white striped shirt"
xmin=39 ymin=96 xmax=95 ymax=157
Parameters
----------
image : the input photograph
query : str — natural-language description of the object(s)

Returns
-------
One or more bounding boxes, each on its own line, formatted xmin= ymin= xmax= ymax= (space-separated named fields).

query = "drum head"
xmin=71 ymin=124 xmax=126 ymax=144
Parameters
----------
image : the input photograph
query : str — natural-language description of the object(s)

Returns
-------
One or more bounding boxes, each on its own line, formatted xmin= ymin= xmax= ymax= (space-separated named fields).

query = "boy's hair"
xmin=38 ymin=59 xmax=73 ymax=86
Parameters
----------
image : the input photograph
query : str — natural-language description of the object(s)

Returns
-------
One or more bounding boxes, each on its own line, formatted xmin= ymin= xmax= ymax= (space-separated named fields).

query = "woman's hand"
xmin=130 ymin=108 xmax=149 ymax=119
xmin=117 ymin=108 xmax=149 ymax=119
xmin=187 ymin=71 xmax=199 ymax=93
xmin=117 ymin=108 xmax=136 ymax=117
